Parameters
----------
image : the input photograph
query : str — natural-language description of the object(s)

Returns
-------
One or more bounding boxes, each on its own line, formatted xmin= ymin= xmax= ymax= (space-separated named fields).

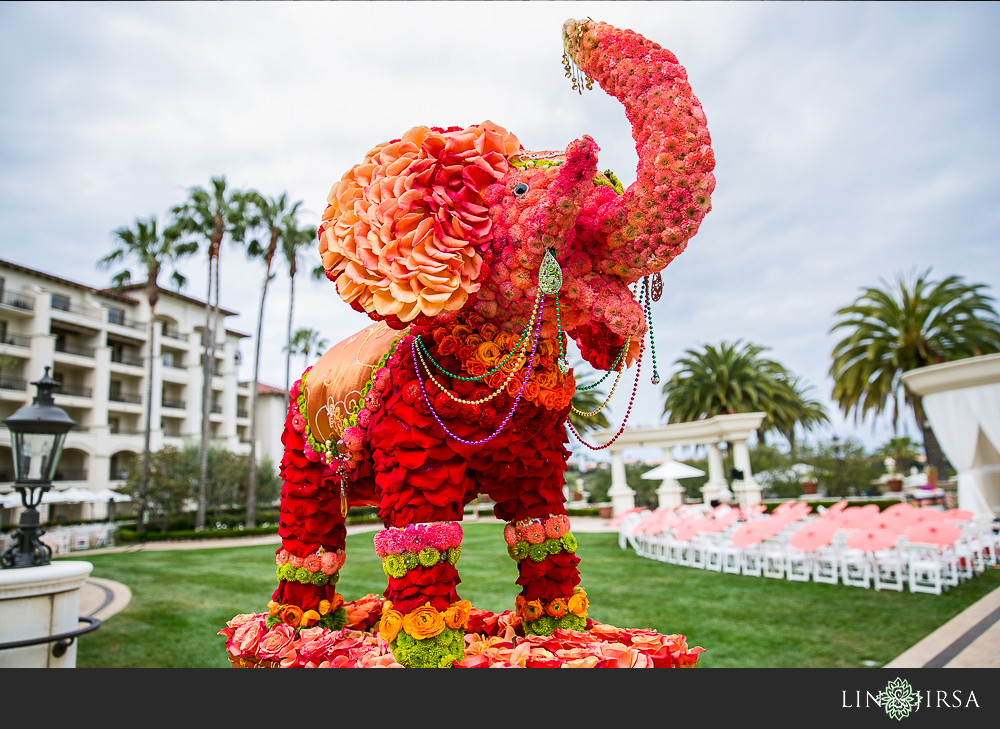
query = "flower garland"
xmin=503 ymin=515 xmax=577 ymax=563
xmin=515 ymin=587 xmax=589 ymax=636
xmin=374 ymin=521 xmax=463 ymax=578
xmin=292 ymin=336 xmax=403 ymax=468
xmin=266 ymin=594 xmax=348 ymax=632
xmin=378 ymin=599 xmax=472 ymax=668
xmin=275 ymin=547 xmax=345 ymax=587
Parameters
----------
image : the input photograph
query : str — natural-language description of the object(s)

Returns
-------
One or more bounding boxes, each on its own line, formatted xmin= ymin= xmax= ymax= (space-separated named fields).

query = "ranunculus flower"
xmin=523 ymin=600 xmax=544 ymax=621
xmin=277 ymin=604 xmax=304 ymax=627
xmin=256 ymin=624 xmax=297 ymax=661
xmin=401 ymin=602 xmax=446 ymax=641
xmin=379 ymin=608 xmax=404 ymax=643
xmin=568 ymin=591 xmax=589 ymax=617
xmin=546 ymin=598 xmax=569 ymax=618
xmin=443 ymin=599 xmax=472 ymax=630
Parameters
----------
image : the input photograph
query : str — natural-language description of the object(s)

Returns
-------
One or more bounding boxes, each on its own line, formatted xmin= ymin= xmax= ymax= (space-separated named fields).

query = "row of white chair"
xmin=628 ymin=518 xmax=999 ymax=595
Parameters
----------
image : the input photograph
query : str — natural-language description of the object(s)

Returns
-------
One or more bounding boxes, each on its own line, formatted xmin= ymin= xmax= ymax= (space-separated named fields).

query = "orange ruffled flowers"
xmin=443 ymin=599 xmax=472 ymax=630
xmin=402 ymin=603 xmax=447 ymax=641
xmin=320 ymin=122 xmax=521 ymax=322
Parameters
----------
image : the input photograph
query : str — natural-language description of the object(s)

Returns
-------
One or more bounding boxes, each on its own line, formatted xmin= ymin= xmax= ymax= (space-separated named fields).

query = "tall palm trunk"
xmin=138 ymin=287 xmax=158 ymax=538
xmin=196 ymin=252 xmax=215 ymax=530
xmin=247 ymin=231 xmax=279 ymax=528
xmin=285 ymin=258 xmax=297 ymax=393
xmin=911 ymin=394 xmax=952 ymax=478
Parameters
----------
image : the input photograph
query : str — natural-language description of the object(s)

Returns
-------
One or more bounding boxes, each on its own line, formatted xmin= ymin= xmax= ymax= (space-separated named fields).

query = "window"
xmin=162 ymin=352 xmax=174 ymax=367
xmin=108 ymin=417 xmax=120 ymax=434
xmin=51 ymin=293 xmax=70 ymax=311
xmin=108 ymin=307 xmax=125 ymax=325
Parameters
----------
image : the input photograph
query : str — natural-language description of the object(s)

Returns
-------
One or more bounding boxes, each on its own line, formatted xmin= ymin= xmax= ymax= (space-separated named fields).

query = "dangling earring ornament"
xmin=642 ymin=277 xmax=661 ymax=386
xmin=651 ymin=271 xmax=663 ymax=302
xmin=540 ymin=248 xmax=570 ymax=374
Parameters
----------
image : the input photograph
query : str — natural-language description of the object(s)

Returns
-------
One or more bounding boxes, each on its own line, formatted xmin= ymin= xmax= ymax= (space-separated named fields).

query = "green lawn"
xmin=62 ymin=523 xmax=1000 ymax=668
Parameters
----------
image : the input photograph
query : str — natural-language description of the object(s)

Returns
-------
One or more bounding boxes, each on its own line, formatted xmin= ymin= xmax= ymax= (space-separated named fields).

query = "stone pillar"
xmin=703 ymin=442 xmax=732 ymax=504
xmin=0 ymin=561 xmax=93 ymax=668
xmin=656 ymin=448 xmax=684 ymax=509
xmin=608 ymin=448 xmax=636 ymax=516
xmin=731 ymin=439 xmax=762 ymax=509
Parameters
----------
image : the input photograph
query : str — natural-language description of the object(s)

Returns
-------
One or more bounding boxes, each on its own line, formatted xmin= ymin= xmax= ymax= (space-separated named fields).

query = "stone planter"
xmin=885 ymin=478 xmax=903 ymax=493
xmin=598 ymin=504 xmax=613 ymax=519
xmin=801 ymin=481 xmax=818 ymax=495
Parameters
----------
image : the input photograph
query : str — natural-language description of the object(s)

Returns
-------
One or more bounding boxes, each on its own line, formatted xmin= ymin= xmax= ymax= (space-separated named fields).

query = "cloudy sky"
xmin=1 ymin=2 xmax=997 ymax=464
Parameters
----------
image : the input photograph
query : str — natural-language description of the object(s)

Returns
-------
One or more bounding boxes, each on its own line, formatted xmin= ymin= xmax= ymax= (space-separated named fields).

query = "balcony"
xmin=50 ymin=299 xmax=103 ymax=322
xmin=162 ymin=397 xmax=186 ymax=410
xmin=0 ymin=332 xmax=30 ymax=348
xmin=162 ymin=428 xmax=183 ymax=438
xmin=162 ymin=359 xmax=186 ymax=370
xmin=0 ymin=376 xmax=27 ymax=392
xmin=110 ymin=427 xmax=145 ymax=436
xmin=111 ymin=351 xmax=144 ymax=368
xmin=237 ymin=408 xmax=249 ymax=418
xmin=55 ymin=341 xmax=96 ymax=358
xmin=57 ymin=384 xmax=93 ymax=398
xmin=107 ymin=311 xmax=146 ymax=332
xmin=161 ymin=326 xmax=185 ymax=341
xmin=210 ymin=404 xmax=223 ymax=414
xmin=109 ymin=391 xmax=142 ymax=405
xmin=0 ymin=290 xmax=35 ymax=312
xmin=53 ymin=469 xmax=89 ymax=482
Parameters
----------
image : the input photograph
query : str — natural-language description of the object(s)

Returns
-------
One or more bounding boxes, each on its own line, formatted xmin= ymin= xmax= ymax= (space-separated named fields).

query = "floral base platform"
xmin=221 ymin=594 xmax=704 ymax=668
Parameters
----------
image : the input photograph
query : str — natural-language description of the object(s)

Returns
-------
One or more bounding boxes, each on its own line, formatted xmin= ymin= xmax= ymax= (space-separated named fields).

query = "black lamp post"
xmin=1 ymin=367 xmax=76 ymax=569
xmin=832 ymin=434 xmax=842 ymax=496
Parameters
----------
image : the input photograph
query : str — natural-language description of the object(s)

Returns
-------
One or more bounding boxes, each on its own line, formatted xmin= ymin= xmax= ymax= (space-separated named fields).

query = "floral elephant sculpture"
xmin=270 ymin=19 xmax=715 ymax=667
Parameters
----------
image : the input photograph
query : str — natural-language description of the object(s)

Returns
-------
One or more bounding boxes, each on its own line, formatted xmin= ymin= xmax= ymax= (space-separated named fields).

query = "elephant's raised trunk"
xmin=563 ymin=20 xmax=715 ymax=283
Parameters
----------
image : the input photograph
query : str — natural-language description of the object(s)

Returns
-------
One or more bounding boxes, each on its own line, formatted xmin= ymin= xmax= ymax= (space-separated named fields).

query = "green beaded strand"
xmin=643 ymin=277 xmax=660 ymax=385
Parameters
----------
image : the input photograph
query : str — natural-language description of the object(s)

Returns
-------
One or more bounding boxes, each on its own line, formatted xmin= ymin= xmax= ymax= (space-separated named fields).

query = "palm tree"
xmin=170 ymin=176 xmax=251 ymax=530
xmin=282 ymin=218 xmax=319 ymax=390
xmin=830 ymin=269 xmax=1000 ymax=476
xmin=97 ymin=215 xmax=196 ymax=536
xmin=661 ymin=340 xmax=828 ymax=449
xmin=286 ymin=328 xmax=328 ymax=375
xmin=241 ymin=192 xmax=302 ymax=528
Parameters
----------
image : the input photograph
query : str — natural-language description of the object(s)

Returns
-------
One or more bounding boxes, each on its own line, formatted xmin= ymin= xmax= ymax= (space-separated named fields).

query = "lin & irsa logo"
xmin=842 ymin=677 xmax=980 ymax=720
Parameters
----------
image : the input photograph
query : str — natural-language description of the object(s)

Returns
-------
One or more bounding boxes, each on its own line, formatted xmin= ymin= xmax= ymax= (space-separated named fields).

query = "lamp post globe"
xmin=1 ymin=367 xmax=76 ymax=569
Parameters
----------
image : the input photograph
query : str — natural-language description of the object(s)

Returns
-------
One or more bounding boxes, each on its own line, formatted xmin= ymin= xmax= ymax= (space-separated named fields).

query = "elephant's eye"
xmin=513 ymin=183 xmax=529 ymax=197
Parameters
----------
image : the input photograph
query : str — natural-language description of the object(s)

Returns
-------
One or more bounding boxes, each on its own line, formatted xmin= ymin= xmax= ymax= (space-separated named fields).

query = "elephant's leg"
xmin=476 ymin=422 xmax=587 ymax=637
xmin=369 ymin=386 xmax=478 ymax=667
xmin=271 ymin=384 xmax=349 ymax=631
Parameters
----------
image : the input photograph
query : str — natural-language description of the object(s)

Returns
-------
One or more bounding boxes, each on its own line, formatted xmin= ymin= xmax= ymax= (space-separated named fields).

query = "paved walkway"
xmin=69 ymin=516 xmax=999 ymax=667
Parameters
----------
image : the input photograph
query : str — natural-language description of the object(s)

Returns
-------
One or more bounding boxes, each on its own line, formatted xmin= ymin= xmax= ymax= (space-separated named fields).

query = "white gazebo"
xmin=901 ymin=353 xmax=1000 ymax=520
xmin=592 ymin=412 xmax=766 ymax=515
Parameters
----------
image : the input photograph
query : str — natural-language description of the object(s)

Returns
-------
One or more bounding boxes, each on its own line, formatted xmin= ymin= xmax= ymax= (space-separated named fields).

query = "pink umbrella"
xmin=741 ymin=504 xmax=767 ymax=519
xmin=883 ymin=502 xmax=914 ymax=517
xmin=789 ymin=520 xmax=840 ymax=552
xmin=845 ymin=528 xmax=898 ymax=552
xmin=773 ymin=501 xmax=796 ymax=515
xmin=907 ymin=520 xmax=961 ymax=547
xmin=673 ymin=518 xmax=710 ymax=542
xmin=731 ymin=519 xmax=775 ymax=549
xmin=943 ymin=509 xmax=974 ymax=522
xmin=790 ymin=502 xmax=813 ymax=519
xmin=610 ymin=507 xmax=647 ymax=529
xmin=705 ymin=510 xmax=739 ymax=533
xmin=837 ymin=506 xmax=878 ymax=529
xmin=873 ymin=513 xmax=908 ymax=535
xmin=910 ymin=509 xmax=947 ymax=527
xmin=822 ymin=500 xmax=849 ymax=518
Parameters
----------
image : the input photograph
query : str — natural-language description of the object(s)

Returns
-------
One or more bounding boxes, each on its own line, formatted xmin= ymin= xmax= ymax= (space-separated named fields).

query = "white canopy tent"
xmin=901 ymin=353 xmax=1000 ymax=520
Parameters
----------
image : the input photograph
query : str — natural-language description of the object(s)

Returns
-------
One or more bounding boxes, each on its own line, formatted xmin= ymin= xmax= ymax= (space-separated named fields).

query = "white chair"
xmin=906 ymin=545 xmax=943 ymax=595
xmin=676 ymin=540 xmax=693 ymax=568
xmin=840 ymin=548 xmax=871 ymax=588
xmin=704 ymin=535 xmax=724 ymax=572
xmin=722 ymin=541 xmax=742 ymax=574
xmin=786 ymin=547 xmax=813 ymax=582
xmin=618 ymin=512 xmax=647 ymax=551
xmin=872 ymin=549 xmax=905 ymax=592
xmin=688 ymin=537 xmax=707 ymax=569
xmin=94 ymin=525 xmax=110 ymax=548
xmin=741 ymin=544 xmax=762 ymax=577
xmin=813 ymin=545 xmax=840 ymax=584
xmin=72 ymin=530 xmax=90 ymax=551
xmin=762 ymin=540 xmax=787 ymax=579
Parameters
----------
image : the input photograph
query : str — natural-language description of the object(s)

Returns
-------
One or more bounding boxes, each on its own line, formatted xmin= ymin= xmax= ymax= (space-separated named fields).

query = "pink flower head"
xmin=303 ymin=553 xmax=322 ymax=572
xmin=289 ymin=555 xmax=304 ymax=569
xmin=230 ymin=617 xmax=264 ymax=656
xmin=503 ymin=523 xmax=518 ymax=547
xmin=357 ymin=408 xmax=371 ymax=429
xmin=524 ymin=521 xmax=546 ymax=545
xmin=321 ymin=550 xmax=342 ymax=574
xmin=275 ymin=550 xmax=289 ymax=566
xmin=290 ymin=379 xmax=302 ymax=399
xmin=341 ymin=426 xmax=364 ymax=452
xmin=303 ymin=442 xmax=320 ymax=462
xmin=401 ymin=526 xmax=427 ymax=552
xmin=373 ymin=531 xmax=390 ymax=558
xmin=545 ymin=515 xmax=571 ymax=539
xmin=373 ymin=367 xmax=390 ymax=395
xmin=291 ymin=411 xmax=306 ymax=434
xmin=364 ymin=391 xmax=383 ymax=413
xmin=424 ymin=521 xmax=461 ymax=550
xmin=256 ymin=624 xmax=297 ymax=661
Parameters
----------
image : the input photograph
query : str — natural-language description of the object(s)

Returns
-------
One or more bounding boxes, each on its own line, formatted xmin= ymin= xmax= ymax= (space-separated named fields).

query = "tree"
xmin=877 ymin=435 xmax=923 ymax=477
xmin=241 ymin=191 xmax=303 ymax=528
xmin=120 ymin=446 xmax=194 ymax=533
xmin=661 ymin=340 xmax=829 ymax=448
xmin=283 ymin=217 xmax=320 ymax=390
xmin=98 ymin=215 xmax=196 ymax=536
xmin=286 ymin=328 xmax=328 ymax=374
xmin=170 ymin=176 xmax=251 ymax=530
xmin=830 ymin=269 xmax=1000 ymax=477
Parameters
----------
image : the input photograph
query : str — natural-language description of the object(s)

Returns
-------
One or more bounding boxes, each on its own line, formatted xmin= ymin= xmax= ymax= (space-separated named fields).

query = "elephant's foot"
xmin=504 ymin=514 xmax=588 ymax=636
xmin=269 ymin=546 xmax=349 ymax=632
xmin=375 ymin=520 xmax=470 ymax=667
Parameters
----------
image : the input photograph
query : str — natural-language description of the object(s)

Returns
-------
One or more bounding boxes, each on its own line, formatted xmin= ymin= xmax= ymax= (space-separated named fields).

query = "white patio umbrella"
xmin=93 ymin=489 xmax=132 ymax=503
xmin=641 ymin=461 xmax=706 ymax=480
xmin=44 ymin=487 xmax=103 ymax=503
